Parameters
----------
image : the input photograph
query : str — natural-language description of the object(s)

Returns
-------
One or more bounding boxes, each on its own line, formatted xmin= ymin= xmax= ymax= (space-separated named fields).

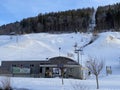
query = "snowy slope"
xmin=0 ymin=32 xmax=92 ymax=61
xmin=0 ymin=32 xmax=120 ymax=69
xmin=0 ymin=32 xmax=120 ymax=90
xmin=0 ymin=32 xmax=120 ymax=73
xmin=0 ymin=32 xmax=120 ymax=74
xmin=84 ymin=32 xmax=120 ymax=75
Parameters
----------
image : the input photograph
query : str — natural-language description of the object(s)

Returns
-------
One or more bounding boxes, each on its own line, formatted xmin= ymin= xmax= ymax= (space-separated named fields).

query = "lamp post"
xmin=59 ymin=47 xmax=61 ymax=56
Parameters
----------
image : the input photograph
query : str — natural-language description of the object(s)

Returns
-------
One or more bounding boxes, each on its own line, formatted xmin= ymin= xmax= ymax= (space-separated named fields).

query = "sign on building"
xmin=12 ymin=67 xmax=30 ymax=74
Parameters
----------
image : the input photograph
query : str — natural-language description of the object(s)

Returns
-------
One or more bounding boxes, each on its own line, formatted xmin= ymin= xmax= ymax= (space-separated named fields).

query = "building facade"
xmin=0 ymin=56 xmax=84 ymax=79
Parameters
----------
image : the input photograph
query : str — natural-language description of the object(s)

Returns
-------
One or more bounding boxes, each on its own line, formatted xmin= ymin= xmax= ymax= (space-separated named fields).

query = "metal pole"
xmin=81 ymin=53 xmax=82 ymax=66
xmin=59 ymin=47 xmax=61 ymax=56
xmin=80 ymin=48 xmax=83 ymax=66
xmin=61 ymin=68 xmax=64 ymax=85
xmin=62 ymin=72 xmax=64 ymax=85
xmin=78 ymin=51 xmax=79 ymax=64
xmin=16 ymin=34 xmax=18 ymax=43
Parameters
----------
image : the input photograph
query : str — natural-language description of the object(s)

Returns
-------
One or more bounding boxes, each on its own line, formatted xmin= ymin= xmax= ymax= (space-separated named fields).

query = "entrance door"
xmin=52 ymin=68 xmax=61 ymax=77
xmin=45 ymin=67 xmax=52 ymax=78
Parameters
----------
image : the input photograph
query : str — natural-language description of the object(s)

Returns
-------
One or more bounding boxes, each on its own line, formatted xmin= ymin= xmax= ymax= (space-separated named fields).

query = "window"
xmin=30 ymin=64 xmax=34 ymax=67
xmin=12 ymin=64 xmax=16 ymax=67
xmin=40 ymin=67 xmax=42 ymax=73
xmin=70 ymin=68 xmax=73 ymax=72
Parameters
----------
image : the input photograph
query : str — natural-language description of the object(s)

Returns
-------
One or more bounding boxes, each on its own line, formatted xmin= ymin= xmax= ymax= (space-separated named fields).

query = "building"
xmin=0 ymin=56 xmax=85 ymax=79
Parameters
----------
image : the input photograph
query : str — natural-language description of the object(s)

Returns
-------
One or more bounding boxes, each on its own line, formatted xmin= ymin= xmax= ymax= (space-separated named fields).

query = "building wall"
xmin=1 ymin=61 xmax=49 ymax=77
xmin=0 ymin=59 xmax=83 ymax=79
xmin=66 ymin=67 xmax=82 ymax=79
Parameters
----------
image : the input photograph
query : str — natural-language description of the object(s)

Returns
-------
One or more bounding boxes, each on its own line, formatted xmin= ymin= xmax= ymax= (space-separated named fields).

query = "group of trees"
xmin=0 ymin=8 xmax=94 ymax=35
xmin=0 ymin=3 xmax=120 ymax=35
xmin=95 ymin=3 xmax=120 ymax=32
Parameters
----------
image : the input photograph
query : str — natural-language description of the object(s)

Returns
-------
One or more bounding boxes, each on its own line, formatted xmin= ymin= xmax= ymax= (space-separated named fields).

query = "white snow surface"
xmin=0 ymin=32 xmax=92 ymax=61
xmin=0 ymin=32 xmax=120 ymax=90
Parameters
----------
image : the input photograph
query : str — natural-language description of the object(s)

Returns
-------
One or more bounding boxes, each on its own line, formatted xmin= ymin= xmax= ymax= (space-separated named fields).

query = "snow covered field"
xmin=0 ymin=32 xmax=120 ymax=89
xmin=0 ymin=75 xmax=120 ymax=90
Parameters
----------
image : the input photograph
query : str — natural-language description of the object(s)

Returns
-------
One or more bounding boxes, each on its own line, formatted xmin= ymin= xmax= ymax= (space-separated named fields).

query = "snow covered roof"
xmin=49 ymin=56 xmax=79 ymax=65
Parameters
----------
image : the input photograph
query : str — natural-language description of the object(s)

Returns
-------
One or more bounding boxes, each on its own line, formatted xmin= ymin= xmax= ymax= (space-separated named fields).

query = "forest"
xmin=0 ymin=3 xmax=120 ymax=35
xmin=95 ymin=3 xmax=120 ymax=32
xmin=0 ymin=8 xmax=94 ymax=35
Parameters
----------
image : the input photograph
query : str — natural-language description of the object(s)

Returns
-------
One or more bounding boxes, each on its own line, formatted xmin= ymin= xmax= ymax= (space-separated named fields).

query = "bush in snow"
xmin=0 ymin=76 xmax=12 ymax=90
xmin=72 ymin=82 xmax=89 ymax=90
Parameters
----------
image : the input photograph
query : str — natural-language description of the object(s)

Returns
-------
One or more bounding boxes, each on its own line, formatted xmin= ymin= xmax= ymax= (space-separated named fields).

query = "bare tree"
xmin=0 ymin=76 xmax=12 ymax=90
xmin=86 ymin=57 xmax=104 ymax=89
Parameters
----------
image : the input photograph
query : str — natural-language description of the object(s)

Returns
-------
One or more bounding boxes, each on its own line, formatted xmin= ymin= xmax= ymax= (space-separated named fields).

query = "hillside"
xmin=0 ymin=32 xmax=92 ymax=61
xmin=0 ymin=32 xmax=120 ymax=89
xmin=0 ymin=3 xmax=120 ymax=35
xmin=0 ymin=32 xmax=120 ymax=75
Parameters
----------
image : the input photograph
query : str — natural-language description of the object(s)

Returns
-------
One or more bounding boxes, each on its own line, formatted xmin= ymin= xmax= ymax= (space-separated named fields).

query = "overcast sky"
xmin=0 ymin=0 xmax=120 ymax=25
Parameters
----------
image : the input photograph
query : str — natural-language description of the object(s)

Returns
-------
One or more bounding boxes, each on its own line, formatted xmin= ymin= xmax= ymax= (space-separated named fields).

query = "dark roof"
xmin=48 ymin=56 xmax=79 ymax=65
xmin=1 ymin=56 xmax=79 ymax=66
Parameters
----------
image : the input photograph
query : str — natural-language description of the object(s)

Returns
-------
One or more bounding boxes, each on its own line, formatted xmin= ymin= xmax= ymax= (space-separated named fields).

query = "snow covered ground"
xmin=0 ymin=75 xmax=120 ymax=90
xmin=0 ymin=32 xmax=92 ymax=61
xmin=0 ymin=32 xmax=120 ymax=89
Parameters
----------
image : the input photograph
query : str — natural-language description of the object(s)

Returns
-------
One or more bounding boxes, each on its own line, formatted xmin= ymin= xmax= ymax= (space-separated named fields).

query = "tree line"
xmin=0 ymin=2 xmax=120 ymax=35
xmin=95 ymin=3 xmax=120 ymax=32
xmin=0 ymin=8 xmax=94 ymax=35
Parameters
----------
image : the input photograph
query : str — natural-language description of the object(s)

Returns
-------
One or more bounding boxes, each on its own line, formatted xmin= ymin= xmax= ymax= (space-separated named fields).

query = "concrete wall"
xmin=0 ymin=74 xmax=12 ymax=77
xmin=66 ymin=67 xmax=82 ymax=79
xmin=1 ymin=61 xmax=49 ymax=75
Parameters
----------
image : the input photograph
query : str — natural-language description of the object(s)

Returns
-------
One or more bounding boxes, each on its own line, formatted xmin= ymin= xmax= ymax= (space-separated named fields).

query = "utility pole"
xmin=75 ymin=49 xmax=80 ymax=64
xmin=74 ymin=43 xmax=79 ymax=63
xmin=80 ymin=48 xmax=83 ymax=66
xmin=74 ymin=43 xmax=83 ymax=65
xmin=57 ymin=64 xmax=64 ymax=85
